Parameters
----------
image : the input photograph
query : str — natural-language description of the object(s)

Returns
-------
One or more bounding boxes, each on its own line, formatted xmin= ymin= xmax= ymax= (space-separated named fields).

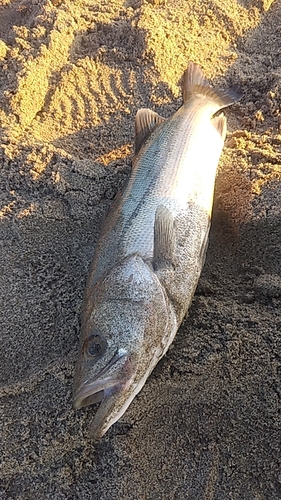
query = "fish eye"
xmin=84 ymin=334 xmax=107 ymax=359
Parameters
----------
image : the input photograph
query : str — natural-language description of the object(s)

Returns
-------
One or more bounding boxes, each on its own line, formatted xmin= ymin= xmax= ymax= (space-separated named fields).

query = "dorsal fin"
xmin=153 ymin=205 xmax=175 ymax=271
xmin=182 ymin=62 xmax=242 ymax=108
xmin=135 ymin=108 xmax=166 ymax=155
xmin=212 ymin=113 xmax=227 ymax=140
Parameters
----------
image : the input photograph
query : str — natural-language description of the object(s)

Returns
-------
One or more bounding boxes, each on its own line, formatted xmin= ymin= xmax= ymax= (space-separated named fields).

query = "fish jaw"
xmin=87 ymin=342 xmax=171 ymax=440
xmin=73 ymin=254 xmax=177 ymax=439
xmin=88 ymin=379 xmax=135 ymax=440
xmin=73 ymin=348 xmax=132 ymax=410
xmin=73 ymin=346 xmax=158 ymax=440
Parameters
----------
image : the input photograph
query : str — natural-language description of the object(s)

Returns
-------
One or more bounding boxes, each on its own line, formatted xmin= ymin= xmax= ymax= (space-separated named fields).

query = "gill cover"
xmin=73 ymin=254 xmax=175 ymax=439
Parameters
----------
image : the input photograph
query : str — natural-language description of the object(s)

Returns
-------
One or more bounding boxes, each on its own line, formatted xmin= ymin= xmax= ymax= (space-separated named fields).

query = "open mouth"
xmin=77 ymin=390 xmax=104 ymax=408
xmin=73 ymin=349 xmax=127 ymax=410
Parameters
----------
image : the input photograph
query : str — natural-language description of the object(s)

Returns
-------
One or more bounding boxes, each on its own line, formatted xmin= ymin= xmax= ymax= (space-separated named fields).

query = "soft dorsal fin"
xmin=182 ymin=62 xmax=242 ymax=108
xmin=135 ymin=108 xmax=166 ymax=155
xmin=212 ymin=113 xmax=227 ymax=140
xmin=153 ymin=205 xmax=175 ymax=271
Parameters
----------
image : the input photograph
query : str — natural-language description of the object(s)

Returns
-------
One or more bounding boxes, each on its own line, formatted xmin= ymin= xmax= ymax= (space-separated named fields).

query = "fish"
xmin=73 ymin=62 xmax=241 ymax=439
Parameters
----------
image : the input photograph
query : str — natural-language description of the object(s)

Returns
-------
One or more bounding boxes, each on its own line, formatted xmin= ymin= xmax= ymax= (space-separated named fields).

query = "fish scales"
xmin=73 ymin=62 xmax=241 ymax=439
xmin=86 ymin=104 xmax=219 ymax=286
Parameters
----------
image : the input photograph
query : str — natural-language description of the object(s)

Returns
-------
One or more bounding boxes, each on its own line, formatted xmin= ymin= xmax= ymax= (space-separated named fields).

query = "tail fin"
xmin=182 ymin=62 xmax=242 ymax=109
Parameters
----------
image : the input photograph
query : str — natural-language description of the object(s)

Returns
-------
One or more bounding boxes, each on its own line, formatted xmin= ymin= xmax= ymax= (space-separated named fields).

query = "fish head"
xmin=73 ymin=254 xmax=176 ymax=440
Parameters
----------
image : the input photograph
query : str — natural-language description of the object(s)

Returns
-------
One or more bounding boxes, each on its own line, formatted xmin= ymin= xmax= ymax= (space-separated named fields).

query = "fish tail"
xmin=182 ymin=62 xmax=242 ymax=108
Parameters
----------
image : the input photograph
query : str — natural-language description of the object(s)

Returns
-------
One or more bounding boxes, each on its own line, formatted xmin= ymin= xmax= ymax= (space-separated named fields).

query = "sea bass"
xmin=73 ymin=63 xmax=240 ymax=439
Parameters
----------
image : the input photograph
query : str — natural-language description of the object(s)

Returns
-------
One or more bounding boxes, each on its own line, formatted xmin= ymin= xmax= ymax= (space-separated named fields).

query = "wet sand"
xmin=0 ymin=0 xmax=281 ymax=498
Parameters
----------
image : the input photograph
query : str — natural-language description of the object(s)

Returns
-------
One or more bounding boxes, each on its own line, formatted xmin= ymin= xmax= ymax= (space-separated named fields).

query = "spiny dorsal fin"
xmin=153 ymin=205 xmax=175 ymax=271
xmin=135 ymin=108 xmax=166 ymax=155
xmin=212 ymin=113 xmax=227 ymax=140
xmin=182 ymin=62 xmax=242 ymax=109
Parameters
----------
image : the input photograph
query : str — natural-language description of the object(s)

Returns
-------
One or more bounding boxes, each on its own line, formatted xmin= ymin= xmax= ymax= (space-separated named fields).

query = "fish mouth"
xmin=73 ymin=348 xmax=128 ymax=410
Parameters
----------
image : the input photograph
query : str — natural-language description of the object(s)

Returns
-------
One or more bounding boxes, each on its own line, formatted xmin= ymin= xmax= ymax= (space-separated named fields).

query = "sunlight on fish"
xmin=73 ymin=62 xmax=241 ymax=440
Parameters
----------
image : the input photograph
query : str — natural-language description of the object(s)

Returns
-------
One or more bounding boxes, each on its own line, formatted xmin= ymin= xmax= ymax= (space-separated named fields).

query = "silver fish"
xmin=73 ymin=63 xmax=241 ymax=439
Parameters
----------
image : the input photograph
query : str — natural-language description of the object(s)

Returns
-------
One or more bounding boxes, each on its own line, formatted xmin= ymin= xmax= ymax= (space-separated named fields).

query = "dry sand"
xmin=0 ymin=0 xmax=281 ymax=498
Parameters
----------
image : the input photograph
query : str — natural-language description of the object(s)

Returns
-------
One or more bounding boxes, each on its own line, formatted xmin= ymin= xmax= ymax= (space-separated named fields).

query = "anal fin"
xmin=212 ymin=112 xmax=227 ymax=140
xmin=153 ymin=205 xmax=175 ymax=271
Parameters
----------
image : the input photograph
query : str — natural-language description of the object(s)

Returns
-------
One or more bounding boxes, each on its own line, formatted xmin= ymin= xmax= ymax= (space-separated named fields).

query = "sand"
xmin=0 ymin=0 xmax=281 ymax=498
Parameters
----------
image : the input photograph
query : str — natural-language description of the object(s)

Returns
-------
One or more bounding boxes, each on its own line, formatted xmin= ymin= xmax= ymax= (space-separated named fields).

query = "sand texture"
xmin=0 ymin=0 xmax=281 ymax=498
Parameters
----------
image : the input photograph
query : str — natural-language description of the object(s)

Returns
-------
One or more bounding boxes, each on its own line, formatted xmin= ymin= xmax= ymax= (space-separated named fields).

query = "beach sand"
xmin=1 ymin=0 xmax=281 ymax=498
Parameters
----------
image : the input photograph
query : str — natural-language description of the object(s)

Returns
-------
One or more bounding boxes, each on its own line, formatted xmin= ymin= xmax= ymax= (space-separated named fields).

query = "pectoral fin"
xmin=153 ymin=205 xmax=175 ymax=271
xmin=135 ymin=109 xmax=166 ymax=155
xmin=198 ymin=220 xmax=211 ymax=268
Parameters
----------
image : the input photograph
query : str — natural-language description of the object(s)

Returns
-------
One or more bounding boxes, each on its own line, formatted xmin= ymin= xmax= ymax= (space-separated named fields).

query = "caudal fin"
xmin=182 ymin=62 xmax=242 ymax=109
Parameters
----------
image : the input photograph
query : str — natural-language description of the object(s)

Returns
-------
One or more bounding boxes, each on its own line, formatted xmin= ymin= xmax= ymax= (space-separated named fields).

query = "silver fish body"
xmin=73 ymin=63 xmax=240 ymax=439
